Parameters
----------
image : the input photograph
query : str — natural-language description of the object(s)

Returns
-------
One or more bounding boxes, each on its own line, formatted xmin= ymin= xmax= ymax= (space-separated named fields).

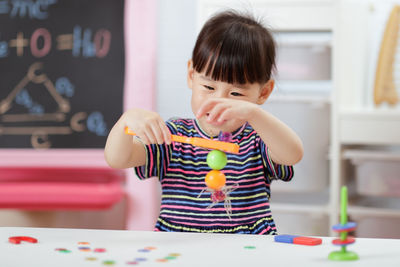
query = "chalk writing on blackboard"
xmin=1 ymin=26 xmax=111 ymax=58
xmin=0 ymin=62 xmax=100 ymax=149
xmin=0 ymin=0 xmax=57 ymax=20
xmin=0 ymin=0 xmax=125 ymax=149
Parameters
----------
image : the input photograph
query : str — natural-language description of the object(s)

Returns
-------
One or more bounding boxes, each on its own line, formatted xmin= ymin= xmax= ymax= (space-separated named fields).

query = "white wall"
xmin=157 ymin=0 xmax=198 ymax=119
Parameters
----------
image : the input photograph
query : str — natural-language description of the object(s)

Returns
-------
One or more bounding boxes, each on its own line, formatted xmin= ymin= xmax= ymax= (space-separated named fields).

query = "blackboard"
xmin=0 ymin=0 xmax=125 ymax=149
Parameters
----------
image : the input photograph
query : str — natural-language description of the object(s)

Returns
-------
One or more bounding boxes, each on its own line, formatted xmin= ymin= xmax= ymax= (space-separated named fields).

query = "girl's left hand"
xmin=196 ymin=98 xmax=258 ymax=125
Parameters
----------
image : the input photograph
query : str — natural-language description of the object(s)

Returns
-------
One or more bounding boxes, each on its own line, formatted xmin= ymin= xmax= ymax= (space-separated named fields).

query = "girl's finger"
xmin=159 ymin=121 xmax=172 ymax=145
xmin=217 ymin=108 xmax=234 ymax=123
xmin=207 ymin=103 xmax=229 ymax=123
xmin=196 ymin=99 xmax=219 ymax=118
xmin=136 ymin=130 xmax=151 ymax=145
xmin=143 ymin=125 xmax=158 ymax=144
xmin=150 ymin=122 xmax=166 ymax=145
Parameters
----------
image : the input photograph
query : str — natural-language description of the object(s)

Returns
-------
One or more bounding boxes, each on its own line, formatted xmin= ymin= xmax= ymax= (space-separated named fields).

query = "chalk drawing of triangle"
xmin=0 ymin=62 xmax=70 ymax=122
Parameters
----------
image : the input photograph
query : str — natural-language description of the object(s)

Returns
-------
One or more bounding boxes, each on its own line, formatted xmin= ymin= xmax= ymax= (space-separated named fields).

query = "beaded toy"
xmin=197 ymin=131 xmax=239 ymax=220
xmin=125 ymin=127 xmax=240 ymax=219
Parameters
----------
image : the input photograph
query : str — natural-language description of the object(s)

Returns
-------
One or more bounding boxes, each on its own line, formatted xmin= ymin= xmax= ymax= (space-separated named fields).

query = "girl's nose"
xmin=213 ymin=89 xmax=228 ymax=98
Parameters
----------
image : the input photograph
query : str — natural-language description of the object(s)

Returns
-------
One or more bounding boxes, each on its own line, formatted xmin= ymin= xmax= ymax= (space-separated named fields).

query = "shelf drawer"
xmin=197 ymin=0 xmax=334 ymax=31
xmin=354 ymin=160 xmax=400 ymax=198
xmin=354 ymin=216 xmax=400 ymax=239
xmin=339 ymin=111 xmax=400 ymax=145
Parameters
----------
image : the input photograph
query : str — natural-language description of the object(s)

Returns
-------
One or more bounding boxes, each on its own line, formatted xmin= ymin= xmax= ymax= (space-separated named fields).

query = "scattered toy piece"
xmin=274 ymin=235 xmax=322 ymax=246
xmin=293 ymin=236 xmax=322 ymax=246
xmin=274 ymin=234 xmax=298 ymax=244
xmin=8 ymin=236 xmax=38 ymax=244
xmin=55 ymin=248 xmax=71 ymax=253
xmin=102 ymin=260 xmax=116 ymax=265
xmin=154 ymin=253 xmax=182 ymax=263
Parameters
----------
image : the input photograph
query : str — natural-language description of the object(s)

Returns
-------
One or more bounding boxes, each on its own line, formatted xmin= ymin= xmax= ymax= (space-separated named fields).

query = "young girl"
xmin=105 ymin=10 xmax=303 ymax=235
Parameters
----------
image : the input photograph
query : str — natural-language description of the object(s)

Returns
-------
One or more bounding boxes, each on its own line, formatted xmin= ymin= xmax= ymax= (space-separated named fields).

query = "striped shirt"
xmin=135 ymin=118 xmax=294 ymax=235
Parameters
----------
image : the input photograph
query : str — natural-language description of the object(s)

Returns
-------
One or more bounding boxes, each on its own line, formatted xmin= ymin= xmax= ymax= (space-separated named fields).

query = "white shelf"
xmin=339 ymin=108 xmax=400 ymax=118
xmin=348 ymin=206 xmax=400 ymax=219
xmin=338 ymin=109 xmax=400 ymax=145
xmin=330 ymin=0 xmax=400 ymax=237
xmin=343 ymin=148 xmax=400 ymax=163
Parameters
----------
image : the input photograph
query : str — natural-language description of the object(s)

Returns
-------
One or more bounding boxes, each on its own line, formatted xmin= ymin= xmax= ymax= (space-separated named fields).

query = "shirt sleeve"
xmin=257 ymin=136 xmax=294 ymax=183
xmin=134 ymin=120 xmax=177 ymax=181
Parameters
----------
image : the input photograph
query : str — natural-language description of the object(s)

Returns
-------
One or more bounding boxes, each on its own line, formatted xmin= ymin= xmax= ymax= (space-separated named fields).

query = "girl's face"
xmin=187 ymin=60 xmax=274 ymax=136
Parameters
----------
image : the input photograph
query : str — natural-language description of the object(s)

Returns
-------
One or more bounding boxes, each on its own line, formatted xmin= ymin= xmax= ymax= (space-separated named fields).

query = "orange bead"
xmin=205 ymin=170 xmax=226 ymax=190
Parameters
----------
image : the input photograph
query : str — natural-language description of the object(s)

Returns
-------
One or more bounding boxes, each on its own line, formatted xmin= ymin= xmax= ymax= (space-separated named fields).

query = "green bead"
xmin=207 ymin=150 xmax=227 ymax=170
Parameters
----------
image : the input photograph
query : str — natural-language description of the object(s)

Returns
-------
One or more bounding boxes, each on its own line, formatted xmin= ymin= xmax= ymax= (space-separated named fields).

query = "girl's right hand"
xmin=122 ymin=108 xmax=171 ymax=145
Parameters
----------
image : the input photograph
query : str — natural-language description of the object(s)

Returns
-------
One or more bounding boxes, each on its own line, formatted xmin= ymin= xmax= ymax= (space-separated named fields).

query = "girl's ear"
xmin=187 ymin=59 xmax=194 ymax=89
xmin=256 ymin=79 xmax=274 ymax=105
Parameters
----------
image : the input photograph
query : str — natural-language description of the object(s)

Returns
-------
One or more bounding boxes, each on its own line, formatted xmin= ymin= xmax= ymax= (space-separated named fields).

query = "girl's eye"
xmin=204 ymin=85 xmax=214 ymax=90
xmin=231 ymin=92 xmax=244 ymax=96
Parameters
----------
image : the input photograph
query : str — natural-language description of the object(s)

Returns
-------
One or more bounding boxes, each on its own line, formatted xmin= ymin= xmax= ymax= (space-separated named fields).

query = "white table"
xmin=1 ymin=227 xmax=399 ymax=267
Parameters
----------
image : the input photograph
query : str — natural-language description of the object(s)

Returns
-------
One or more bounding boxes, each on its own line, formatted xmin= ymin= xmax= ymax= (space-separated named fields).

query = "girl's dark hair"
xmin=192 ymin=10 xmax=276 ymax=85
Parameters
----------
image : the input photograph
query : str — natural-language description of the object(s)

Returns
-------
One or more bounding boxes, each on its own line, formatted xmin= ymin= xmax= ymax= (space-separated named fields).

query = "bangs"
xmin=192 ymin=12 xmax=275 ymax=85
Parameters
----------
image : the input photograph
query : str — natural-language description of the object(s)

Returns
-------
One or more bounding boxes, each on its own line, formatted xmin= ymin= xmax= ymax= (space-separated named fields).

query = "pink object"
xmin=293 ymin=236 xmax=323 ymax=246
xmin=211 ymin=190 xmax=226 ymax=202
xmin=332 ymin=237 xmax=356 ymax=246
xmin=123 ymin=0 xmax=160 ymax=231
xmin=9 ymin=236 xmax=38 ymax=244
xmin=0 ymin=167 xmax=125 ymax=210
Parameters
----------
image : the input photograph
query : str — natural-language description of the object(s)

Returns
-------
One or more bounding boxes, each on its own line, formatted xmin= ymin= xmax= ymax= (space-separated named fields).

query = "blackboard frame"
xmin=0 ymin=0 xmax=156 ymax=168
xmin=0 ymin=0 xmax=126 ymax=149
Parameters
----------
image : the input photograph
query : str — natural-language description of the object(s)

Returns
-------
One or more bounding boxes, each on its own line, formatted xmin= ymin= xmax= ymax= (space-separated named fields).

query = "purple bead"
xmin=218 ymin=131 xmax=232 ymax=142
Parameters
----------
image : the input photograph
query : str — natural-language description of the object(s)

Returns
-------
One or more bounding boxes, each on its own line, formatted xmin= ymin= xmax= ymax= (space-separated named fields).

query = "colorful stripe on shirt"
xmin=135 ymin=118 xmax=294 ymax=234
